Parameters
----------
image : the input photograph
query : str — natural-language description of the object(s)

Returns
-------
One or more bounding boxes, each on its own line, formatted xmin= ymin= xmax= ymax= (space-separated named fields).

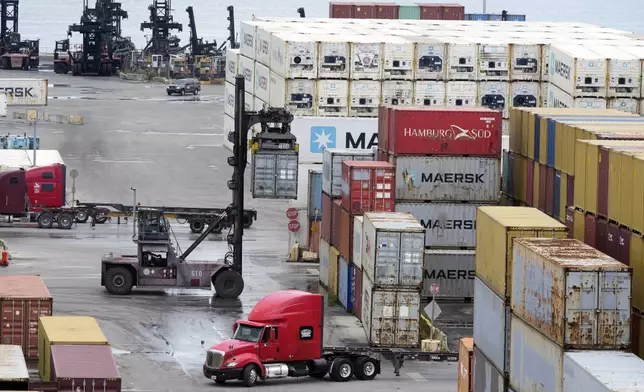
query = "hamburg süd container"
xmin=361 ymin=272 xmax=420 ymax=348
xmin=473 ymin=345 xmax=506 ymax=392
xmin=322 ymin=148 xmax=375 ymax=198
xmin=51 ymin=345 xmax=121 ymax=392
xmin=308 ymin=169 xmax=322 ymax=220
xmin=0 ymin=275 xmax=53 ymax=360
xmin=473 ymin=277 xmax=510 ymax=375
xmin=457 ymin=338 xmax=474 ymax=392
xmin=379 ymin=106 xmax=502 ymax=156
xmin=512 ymin=238 xmax=632 ymax=349
xmin=321 ymin=191 xmax=333 ymax=242
xmin=319 ymin=238 xmax=330 ymax=289
xmin=353 ymin=216 xmax=364 ymax=269
xmin=476 ymin=206 xmax=568 ymax=300
xmin=38 ymin=316 xmax=109 ymax=382
xmin=250 ymin=151 xmax=298 ymax=200
xmin=268 ymin=72 xmax=316 ymax=116
xmin=563 ymin=351 xmax=644 ymax=392
xmin=362 ymin=212 xmax=425 ymax=287
xmin=341 ymin=161 xmax=395 ymax=215
xmin=329 ymin=245 xmax=340 ymax=297
xmin=548 ymin=43 xmax=607 ymax=98
xmin=396 ymin=202 xmax=491 ymax=248
xmin=391 ymin=156 xmax=501 ymax=202
xmin=338 ymin=256 xmax=350 ymax=310
xmin=0 ymin=344 xmax=29 ymax=385
xmin=423 ymin=250 xmax=475 ymax=299
xmin=269 ymin=32 xmax=318 ymax=79
xmin=331 ymin=199 xmax=342 ymax=248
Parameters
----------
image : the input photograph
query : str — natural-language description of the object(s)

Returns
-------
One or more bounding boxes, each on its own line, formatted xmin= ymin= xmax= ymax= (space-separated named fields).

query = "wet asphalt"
xmin=0 ymin=70 xmax=460 ymax=391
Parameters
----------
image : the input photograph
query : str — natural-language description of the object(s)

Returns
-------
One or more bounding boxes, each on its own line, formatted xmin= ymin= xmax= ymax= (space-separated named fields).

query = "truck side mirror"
xmin=232 ymin=322 xmax=238 ymax=334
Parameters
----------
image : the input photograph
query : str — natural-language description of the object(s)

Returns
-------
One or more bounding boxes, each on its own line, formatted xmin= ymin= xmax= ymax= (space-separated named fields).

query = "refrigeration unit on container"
xmin=563 ymin=351 xmax=644 ymax=392
xmin=591 ymin=45 xmax=641 ymax=99
xmin=382 ymin=80 xmax=413 ymax=106
xmin=511 ymin=81 xmax=539 ymax=109
xmin=414 ymin=80 xmax=446 ymax=106
xmin=415 ymin=39 xmax=447 ymax=80
xmin=269 ymin=72 xmax=316 ymax=116
xmin=548 ymin=44 xmax=607 ymax=98
xmin=251 ymin=152 xmax=298 ymax=199
xmin=239 ymin=55 xmax=255 ymax=96
xmin=361 ymin=275 xmax=421 ymax=348
xmin=361 ymin=212 xmax=425 ymax=288
xmin=353 ymin=215 xmax=364 ymax=269
xmin=510 ymin=42 xmax=541 ymax=81
xmin=392 ymin=156 xmax=501 ymax=201
xmin=317 ymin=79 xmax=349 ymax=117
xmin=541 ymin=82 xmax=549 ymax=106
xmin=446 ymin=40 xmax=478 ymax=81
xmin=609 ymin=98 xmax=639 ymax=113
xmin=270 ymin=33 xmax=318 ymax=79
xmin=317 ymin=36 xmax=351 ymax=79
xmin=473 ymin=345 xmax=507 ymax=392
xmin=381 ymin=106 xmax=502 ymax=156
xmin=381 ymin=36 xmax=414 ymax=80
xmin=548 ymin=82 xmax=607 ymax=109
xmin=479 ymin=81 xmax=510 ymax=118
xmin=349 ymin=80 xmax=381 ymax=117
xmin=322 ymin=148 xmax=375 ymax=198
xmin=512 ymin=238 xmax=632 ymax=349
xmin=254 ymin=61 xmax=270 ymax=103
xmin=225 ymin=47 xmax=240 ymax=85
xmin=475 ymin=40 xmax=510 ymax=81
xmin=319 ymin=238 xmax=330 ymax=288
xmin=341 ymin=161 xmax=395 ymax=215
xmin=473 ymin=277 xmax=510 ymax=376
xmin=446 ymin=81 xmax=477 ymax=108
xmin=423 ymin=249 xmax=475 ymax=299
xmin=224 ymin=82 xmax=235 ymax=118
xmin=350 ymin=35 xmax=383 ymax=80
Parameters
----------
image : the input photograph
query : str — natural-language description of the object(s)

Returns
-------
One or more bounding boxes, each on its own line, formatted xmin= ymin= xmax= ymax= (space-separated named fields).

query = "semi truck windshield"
xmin=233 ymin=324 xmax=264 ymax=342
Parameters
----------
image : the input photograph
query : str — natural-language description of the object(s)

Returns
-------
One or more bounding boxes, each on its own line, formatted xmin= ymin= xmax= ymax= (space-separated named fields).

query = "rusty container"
xmin=337 ymin=206 xmax=354 ymax=262
xmin=331 ymin=199 xmax=342 ymax=248
xmin=538 ymin=164 xmax=547 ymax=212
xmin=308 ymin=220 xmax=320 ymax=255
xmin=329 ymin=1 xmax=354 ymax=17
xmin=584 ymin=213 xmax=597 ymax=248
xmin=566 ymin=174 xmax=575 ymax=209
xmin=573 ymin=208 xmax=585 ymax=241
xmin=607 ymin=222 xmax=620 ymax=260
xmin=374 ymin=2 xmax=399 ymax=18
xmin=417 ymin=3 xmax=442 ymax=19
xmin=565 ymin=207 xmax=574 ymax=238
xmin=619 ymin=226 xmax=631 ymax=266
xmin=526 ymin=158 xmax=534 ymax=207
xmin=0 ymin=275 xmax=53 ymax=360
xmin=321 ymin=191 xmax=333 ymax=242
xmin=457 ymin=337 xmax=474 ymax=392
xmin=545 ymin=167 xmax=554 ymax=217
xmin=51 ymin=345 xmax=121 ymax=392
xmin=442 ymin=4 xmax=465 ymax=20
xmin=596 ymin=218 xmax=609 ymax=254
xmin=598 ymin=147 xmax=610 ymax=217
xmin=353 ymin=3 xmax=377 ymax=18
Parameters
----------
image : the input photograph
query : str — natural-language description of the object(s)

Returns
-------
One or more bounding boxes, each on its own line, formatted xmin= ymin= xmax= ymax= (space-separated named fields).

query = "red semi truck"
xmin=202 ymin=290 xmax=381 ymax=387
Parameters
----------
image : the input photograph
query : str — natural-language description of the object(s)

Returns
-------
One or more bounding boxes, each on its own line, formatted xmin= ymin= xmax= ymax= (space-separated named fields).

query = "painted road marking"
xmin=406 ymin=372 xmax=427 ymax=381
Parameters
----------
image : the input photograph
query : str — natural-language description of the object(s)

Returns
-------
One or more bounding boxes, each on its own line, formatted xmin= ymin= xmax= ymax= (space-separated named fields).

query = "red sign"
xmin=288 ymin=220 xmax=300 ymax=232
xmin=380 ymin=107 xmax=502 ymax=156
xmin=430 ymin=283 xmax=440 ymax=295
xmin=286 ymin=208 xmax=299 ymax=220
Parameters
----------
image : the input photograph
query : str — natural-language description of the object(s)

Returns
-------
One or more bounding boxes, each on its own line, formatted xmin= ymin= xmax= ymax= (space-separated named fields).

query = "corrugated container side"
xmin=585 ymin=213 xmax=597 ymax=248
xmin=329 ymin=2 xmax=354 ymax=18
xmin=308 ymin=170 xmax=323 ymax=220
xmin=458 ymin=338 xmax=474 ymax=392
xmin=308 ymin=220 xmax=320 ymax=254
xmin=565 ymin=207 xmax=574 ymax=237
xmin=599 ymin=147 xmax=610 ymax=217
xmin=573 ymin=208 xmax=585 ymax=242
xmin=607 ymin=222 xmax=619 ymax=259
xmin=0 ymin=344 xmax=29 ymax=382
xmin=418 ymin=3 xmax=442 ymax=19
xmin=338 ymin=256 xmax=350 ymax=310
xmin=353 ymin=216 xmax=364 ymax=269
xmin=509 ymin=315 xmax=563 ymax=392
xmin=323 ymin=149 xmax=375 ymax=198
xmin=553 ymin=171 xmax=561 ymax=221
xmin=473 ymin=277 xmax=510 ymax=374
xmin=526 ymin=158 xmax=534 ymax=206
xmin=502 ymin=150 xmax=510 ymax=196
xmin=375 ymin=3 xmax=399 ymax=19
xmin=512 ymin=237 xmax=632 ymax=349
xmin=331 ymin=199 xmax=342 ymax=248
xmin=567 ymin=174 xmax=575 ymax=209
xmin=353 ymin=3 xmax=377 ymax=18
xmin=337 ymin=206 xmax=354 ymax=261
xmin=545 ymin=167 xmax=554 ymax=216
xmin=442 ymin=4 xmax=465 ymax=20
xmin=319 ymin=239 xmax=330 ymax=288
xmin=342 ymin=161 xmax=395 ymax=215
xmin=423 ymin=250 xmax=475 ymax=299
xmin=329 ymin=246 xmax=339 ymax=297
xmin=596 ymin=218 xmax=608 ymax=254
xmin=398 ymin=4 xmax=420 ymax=19
xmin=473 ymin=345 xmax=507 ymax=392
xmin=533 ymin=159 xmax=540 ymax=208
xmin=348 ymin=264 xmax=355 ymax=311
xmin=563 ymin=351 xmax=644 ymax=392
xmin=321 ymin=192 xmax=333 ymax=242
xmin=619 ymin=226 xmax=631 ymax=266
xmin=633 ymin=235 xmax=644 ymax=311
xmin=354 ymin=266 xmax=363 ymax=320
xmin=538 ymin=163 xmax=546 ymax=212
xmin=51 ymin=345 xmax=121 ymax=392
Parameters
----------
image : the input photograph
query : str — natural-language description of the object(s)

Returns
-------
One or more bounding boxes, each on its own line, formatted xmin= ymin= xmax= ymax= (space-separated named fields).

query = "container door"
xmin=565 ymin=271 xmax=598 ymax=347
xmin=374 ymin=231 xmax=400 ymax=286
xmin=371 ymin=289 xmax=397 ymax=346
xmin=275 ymin=155 xmax=298 ymax=199
xmin=394 ymin=291 xmax=420 ymax=347
xmin=598 ymin=270 xmax=631 ymax=348
xmin=398 ymin=232 xmax=424 ymax=286
xmin=252 ymin=154 xmax=276 ymax=198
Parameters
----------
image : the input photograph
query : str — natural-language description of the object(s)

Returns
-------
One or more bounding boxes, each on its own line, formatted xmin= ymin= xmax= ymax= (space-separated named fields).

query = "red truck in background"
xmin=202 ymin=290 xmax=381 ymax=387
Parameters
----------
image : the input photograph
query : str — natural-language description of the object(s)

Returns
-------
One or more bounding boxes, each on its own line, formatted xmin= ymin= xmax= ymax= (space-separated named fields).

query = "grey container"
xmin=422 ymin=249 xmax=475 ymax=299
xmin=251 ymin=151 xmax=298 ymax=199
xmin=393 ymin=156 xmax=501 ymax=202
xmin=473 ymin=345 xmax=507 ymax=392
xmin=473 ymin=277 xmax=510 ymax=375
xmin=322 ymin=148 xmax=374 ymax=198
xmin=397 ymin=202 xmax=496 ymax=248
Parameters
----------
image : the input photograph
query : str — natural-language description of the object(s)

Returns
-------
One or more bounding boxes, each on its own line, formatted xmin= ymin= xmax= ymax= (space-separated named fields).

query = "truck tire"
xmin=213 ymin=269 xmax=244 ymax=299
xmin=242 ymin=364 xmax=260 ymax=387
xmin=242 ymin=214 xmax=253 ymax=229
xmin=57 ymin=213 xmax=74 ymax=230
xmin=329 ymin=358 xmax=353 ymax=382
xmin=353 ymin=356 xmax=377 ymax=380
xmin=38 ymin=213 xmax=54 ymax=229
xmin=75 ymin=210 xmax=89 ymax=223
xmin=104 ymin=266 xmax=134 ymax=295
xmin=189 ymin=219 xmax=205 ymax=233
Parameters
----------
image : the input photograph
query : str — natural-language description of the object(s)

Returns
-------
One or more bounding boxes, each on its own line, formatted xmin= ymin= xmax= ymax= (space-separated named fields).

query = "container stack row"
xmin=328 ymin=2 xmax=465 ymax=20
xmin=378 ymin=105 xmax=503 ymax=300
xmin=0 ymin=275 xmax=122 ymax=391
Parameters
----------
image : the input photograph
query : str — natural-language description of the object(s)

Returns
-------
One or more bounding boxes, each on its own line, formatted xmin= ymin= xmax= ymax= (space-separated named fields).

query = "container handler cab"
xmin=53 ymin=39 xmax=72 ymax=74
xmin=201 ymin=290 xmax=381 ymax=387
xmin=101 ymin=207 xmax=244 ymax=299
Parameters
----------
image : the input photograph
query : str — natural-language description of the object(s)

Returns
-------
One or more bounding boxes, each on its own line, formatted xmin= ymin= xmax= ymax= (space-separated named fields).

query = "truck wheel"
xmin=57 ymin=213 xmax=74 ymax=230
xmin=38 ymin=213 xmax=54 ymax=229
xmin=242 ymin=364 xmax=259 ymax=387
xmin=242 ymin=215 xmax=253 ymax=229
xmin=104 ymin=266 xmax=134 ymax=295
xmin=354 ymin=356 xmax=377 ymax=380
xmin=189 ymin=219 xmax=205 ymax=233
xmin=213 ymin=269 xmax=244 ymax=299
xmin=330 ymin=358 xmax=353 ymax=382
xmin=75 ymin=210 xmax=89 ymax=223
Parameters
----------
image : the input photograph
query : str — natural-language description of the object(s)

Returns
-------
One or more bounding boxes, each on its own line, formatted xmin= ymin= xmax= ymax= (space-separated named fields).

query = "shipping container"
xmin=567 ymin=174 xmax=575 ymax=209
xmin=321 ymin=191 xmax=333 ymax=242
xmin=353 ymin=3 xmax=377 ymax=18
xmin=322 ymin=148 xmax=375 ymax=198
xmin=350 ymin=37 xmax=383 ymax=81
xmin=348 ymin=263 xmax=356 ymax=311
xmin=354 ymin=263 xmax=364 ymax=320
xmin=270 ymin=33 xmax=318 ymax=79
xmin=545 ymin=166 xmax=554 ymax=216
xmin=289 ymin=163 xmax=322 ymax=210
xmin=594 ymin=217 xmax=608 ymax=254
xmin=329 ymin=245 xmax=340 ymax=297
xmin=319 ymin=238 xmax=330 ymax=289
xmin=338 ymin=256 xmax=350 ymax=310
xmin=341 ymin=161 xmax=395 ymax=215
xmin=502 ymin=150 xmax=510 ymax=196
xmin=417 ymin=3 xmax=442 ymax=19
xmin=396 ymin=202 xmax=492 ymax=248
xmin=574 ymin=208 xmax=585 ymax=241
xmin=317 ymin=40 xmax=351 ymax=81
xmin=382 ymin=80 xmax=414 ymax=103
xmin=308 ymin=220 xmax=321 ymax=254
xmin=476 ymin=206 xmax=568 ymax=299
xmin=51 ymin=345 xmax=121 ymax=392
xmin=565 ymin=206 xmax=574 ymax=237
xmin=526 ymin=158 xmax=534 ymax=206
xmin=607 ymin=221 xmax=619 ymax=259
xmin=512 ymin=153 xmax=527 ymax=203
xmin=331 ymin=199 xmax=342 ymax=247
xmin=391 ymin=156 xmax=501 ymax=202
xmin=0 ymin=275 xmax=53 ymax=360
xmin=548 ymin=44 xmax=607 ymax=98
xmin=38 ymin=316 xmax=108 ymax=382
xmin=563 ymin=351 xmax=644 ymax=392
xmin=473 ymin=345 xmax=507 ymax=392
xmin=225 ymin=47 xmax=240 ymax=85
xmin=308 ymin=169 xmax=322 ymax=220
xmin=362 ymin=212 xmax=425 ymax=287
xmin=442 ymin=4 xmax=465 ymax=20
xmin=337 ymin=205 xmax=354 ymax=261
xmin=329 ymin=2 xmax=354 ymax=18
xmin=353 ymin=216 xmax=364 ymax=269
xmin=269 ymin=73 xmax=316 ymax=116
xmin=423 ymin=250 xmax=475 ymax=299
xmin=398 ymin=4 xmax=420 ymax=19
xmin=473 ymin=277 xmax=510 ymax=375
xmin=619 ymin=226 xmax=631 ymax=266
xmin=0 ymin=344 xmax=29 ymax=387
xmin=538 ymin=163 xmax=546 ymax=212
xmin=380 ymin=106 xmax=502 ymax=156
xmin=361 ymin=273 xmax=420 ymax=347
xmin=251 ymin=151 xmax=298 ymax=199
xmin=375 ymin=3 xmax=399 ymax=19
xmin=509 ymin=315 xmax=564 ymax=392
xmin=512 ymin=238 xmax=632 ymax=349
xmin=446 ymin=80 xmax=478 ymax=106
xmin=585 ymin=212 xmax=598 ymax=247
xmin=458 ymin=338 xmax=474 ymax=392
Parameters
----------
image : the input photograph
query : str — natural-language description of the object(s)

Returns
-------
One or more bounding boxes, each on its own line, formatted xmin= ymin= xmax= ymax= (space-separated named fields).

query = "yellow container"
xmin=38 ymin=316 xmax=108 ymax=382
xmin=509 ymin=107 xmax=522 ymax=154
xmin=630 ymin=233 xmax=644 ymax=310
xmin=475 ymin=206 xmax=568 ymax=300
xmin=632 ymin=155 xmax=644 ymax=233
xmin=608 ymin=147 xmax=644 ymax=225
xmin=573 ymin=208 xmax=585 ymax=241
xmin=328 ymin=246 xmax=339 ymax=297
xmin=514 ymin=154 xmax=527 ymax=203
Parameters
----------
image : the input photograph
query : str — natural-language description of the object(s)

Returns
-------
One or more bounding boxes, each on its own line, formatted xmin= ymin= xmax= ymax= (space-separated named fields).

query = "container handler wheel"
xmin=104 ymin=266 xmax=134 ymax=295
xmin=57 ymin=213 xmax=74 ymax=229
xmin=329 ymin=358 xmax=353 ymax=382
xmin=38 ymin=212 xmax=54 ymax=229
xmin=212 ymin=269 xmax=244 ymax=299
xmin=353 ymin=356 xmax=377 ymax=380
xmin=189 ymin=219 xmax=205 ymax=233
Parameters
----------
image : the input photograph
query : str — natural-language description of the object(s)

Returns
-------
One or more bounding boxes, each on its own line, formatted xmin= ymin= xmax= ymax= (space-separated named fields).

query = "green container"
xmin=398 ymin=4 xmax=420 ymax=19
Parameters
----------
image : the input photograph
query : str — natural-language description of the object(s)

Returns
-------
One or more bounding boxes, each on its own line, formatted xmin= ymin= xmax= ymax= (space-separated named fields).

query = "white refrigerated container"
xmin=591 ymin=45 xmax=641 ymax=98
xmin=414 ymin=39 xmax=447 ymax=80
xmin=269 ymin=72 xmax=317 ymax=116
xmin=317 ymin=79 xmax=349 ymax=117
xmin=349 ymin=80 xmax=381 ymax=117
xmin=225 ymin=48 xmax=240 ymax=85
xmin=239 ymin=55 xmax=255 ymax=96
xmin=446 ymin=39 xmax=478 ymax=81
xmin=479 ymin=81 xmax=510 ymax=118
xmin=446 ymin=81 xmax=477 ymax=108
xmin=382 ymin=36 xmax=415 ymax=80
xmin=317 ymin=35 xmax=351 ymax=79
xmin=475 ymin=39 xmax=510 ymax=81
xmin=350 ymin=35 xmax=383 ymax=80
xmin=547 ymin=82 xmax=607 ymax=109
xmin=414 ymin=80 xmax=446 ymax=106
xmin=510 ymin=41 xmax=542 ymax=81
xmin=381 ymin=80 xmax=413 ymax=106
xmin=270 ymin=32 xmax=318 ymax=79
xmin=254 ymin=61 xmax=270 ymax=103
xmin=510 ymin=81 xmax=539 ymax=109
xmin=548 ymin=43 xmax=607 ymax=98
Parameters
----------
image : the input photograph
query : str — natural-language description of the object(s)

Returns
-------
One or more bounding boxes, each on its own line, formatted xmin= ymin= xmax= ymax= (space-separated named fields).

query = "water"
xmin=18 ymin=0 xmax=644 ymax=52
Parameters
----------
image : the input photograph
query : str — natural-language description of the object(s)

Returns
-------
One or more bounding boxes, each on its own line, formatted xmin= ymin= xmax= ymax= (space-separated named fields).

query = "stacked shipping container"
xmin=328 ymin=2 xmax=465 ymax=20
xmin=379 ymin=106 xmax=503 ymax=300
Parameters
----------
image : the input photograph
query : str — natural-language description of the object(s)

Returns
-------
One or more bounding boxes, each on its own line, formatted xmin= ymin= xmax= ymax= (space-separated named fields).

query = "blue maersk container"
xmin=308 ymin=170 xmax=322 ymax=220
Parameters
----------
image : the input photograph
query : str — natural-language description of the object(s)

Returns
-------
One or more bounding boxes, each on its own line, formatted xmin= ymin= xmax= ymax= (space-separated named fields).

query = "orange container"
xmin=458 ymin=337 xmax=473 ymax=392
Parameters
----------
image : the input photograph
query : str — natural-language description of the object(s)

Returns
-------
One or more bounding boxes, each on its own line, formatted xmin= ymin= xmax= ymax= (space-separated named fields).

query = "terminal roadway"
xmin=0 ymin=70 xmax=459 ymax=392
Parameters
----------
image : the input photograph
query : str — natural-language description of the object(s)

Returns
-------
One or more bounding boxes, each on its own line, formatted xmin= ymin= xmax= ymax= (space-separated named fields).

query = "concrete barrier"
xmin=11 ymin=111 xmax=84 ymax=125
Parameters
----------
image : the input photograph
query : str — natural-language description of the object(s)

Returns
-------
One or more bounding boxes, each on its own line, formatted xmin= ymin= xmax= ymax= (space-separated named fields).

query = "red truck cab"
xmin=202 ymin=290 xmax=380 ymax=387
xmin=25 ymin=163 xmax=66 ymax=210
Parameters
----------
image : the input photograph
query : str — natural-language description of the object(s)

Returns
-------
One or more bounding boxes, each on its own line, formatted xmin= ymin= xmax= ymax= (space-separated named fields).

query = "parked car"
xmin=167 ymin=78 xmax=201 ymax=96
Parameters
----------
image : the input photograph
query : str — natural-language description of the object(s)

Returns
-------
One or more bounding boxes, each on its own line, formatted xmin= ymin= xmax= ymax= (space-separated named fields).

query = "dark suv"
xmin=167 ymin=78 xmax=201 ymax=96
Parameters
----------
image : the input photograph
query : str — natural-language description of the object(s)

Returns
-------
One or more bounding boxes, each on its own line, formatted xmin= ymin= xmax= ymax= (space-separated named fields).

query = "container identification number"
xmin=191 ymin=270 xmax=203 ymax=278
